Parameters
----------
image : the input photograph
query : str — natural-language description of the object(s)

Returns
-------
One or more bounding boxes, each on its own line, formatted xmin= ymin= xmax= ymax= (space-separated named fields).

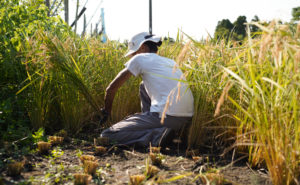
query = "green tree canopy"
xmin=233 ymin=16 xmax=247 ymax=40
xmin=292 ymin=6 xmax=300 ymax=21
xmin=250 ymin=15 xmax=260 ymax=33
xmin=214 ymin=19 xmax=234 ymax=40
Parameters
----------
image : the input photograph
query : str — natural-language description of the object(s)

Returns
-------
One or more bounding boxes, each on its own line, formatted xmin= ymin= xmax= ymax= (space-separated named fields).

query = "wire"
xmin=85 ymin=0 xmax=103 ymax=29
xmin=50 ymin=0 xmax=58 ymax=12
xmin=51 ymin=0 xmax=63 ymax=16
xmin=83 ymin=0 xmax=89 ymax=8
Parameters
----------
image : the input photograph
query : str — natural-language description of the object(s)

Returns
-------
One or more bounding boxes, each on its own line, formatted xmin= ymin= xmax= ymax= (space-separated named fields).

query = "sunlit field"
xmin=17 ymin=22 xmax=298 ymax=184
xmin=0 ymin=1 xmax=299 ymax=184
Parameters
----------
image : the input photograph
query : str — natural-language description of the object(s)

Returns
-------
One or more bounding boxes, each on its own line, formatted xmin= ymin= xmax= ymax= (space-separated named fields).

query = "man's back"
xmin=125 ymin=53 xmax=194 ymax=117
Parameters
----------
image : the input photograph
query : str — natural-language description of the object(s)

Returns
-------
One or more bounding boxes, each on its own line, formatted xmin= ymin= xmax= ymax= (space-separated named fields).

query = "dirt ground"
xmin=0 ymin=136 xmax=272 ymax=185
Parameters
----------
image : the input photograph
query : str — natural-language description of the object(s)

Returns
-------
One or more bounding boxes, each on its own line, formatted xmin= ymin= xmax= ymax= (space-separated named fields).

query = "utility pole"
xmin=100 ymin=8 xmax=107 ymax=43
xmin=74 ymin=0 xmax=79 ymax=34
xmin=91 ymin=24 xmax=93 ymax=37
xmin=45 ymin=0 xmax=50 ymax=16
xmin=95 ymin=23 xmax=98 ymax=36
xmin=64 ymin=0 xmax=69 ymax=25
xmin=149 ymin=0 xmax=152 ymax=34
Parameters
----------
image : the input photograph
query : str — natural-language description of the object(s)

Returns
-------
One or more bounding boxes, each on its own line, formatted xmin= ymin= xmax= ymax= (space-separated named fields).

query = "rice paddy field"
xmin=0 ymin=1 xmax=299 ymax=184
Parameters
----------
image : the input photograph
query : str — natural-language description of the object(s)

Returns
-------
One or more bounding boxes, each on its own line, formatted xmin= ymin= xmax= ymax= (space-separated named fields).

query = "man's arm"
xmin=104 ymin=68 xmax=133 ymax=115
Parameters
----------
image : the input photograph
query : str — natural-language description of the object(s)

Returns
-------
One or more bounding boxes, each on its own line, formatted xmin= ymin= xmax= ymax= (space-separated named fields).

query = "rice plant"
xmin=176 ymin=21 xmax=299 ymax=184
xmin=16 ymin=20 xmax=299 ymax=185
xmin=20 ymin=30 xmax=141 ymax=133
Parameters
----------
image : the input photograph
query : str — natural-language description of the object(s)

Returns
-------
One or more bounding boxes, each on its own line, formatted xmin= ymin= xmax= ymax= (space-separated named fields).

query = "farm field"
xmin=1 ymin=134 xmax=271 ymax=185
xmin=0 ymin=1 xmax=299 ymax=185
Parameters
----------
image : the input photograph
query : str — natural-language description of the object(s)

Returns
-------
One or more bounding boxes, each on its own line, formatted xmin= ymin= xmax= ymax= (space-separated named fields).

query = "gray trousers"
xmin=100 ymin=83 xmax=192 ymax=147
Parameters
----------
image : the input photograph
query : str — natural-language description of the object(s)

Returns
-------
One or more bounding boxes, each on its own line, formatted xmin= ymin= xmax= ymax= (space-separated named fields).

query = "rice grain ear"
xmin=174 ymin=41 xmax=191 ymax=72
xmin=176 ymin=74 xmax=186 ymax=103
xmin=214 ymin=82 xmax=233 ymax=117
xmin=296 ymin=22 xmax=300 ymax=38
xmin=161 ymin=89 xmax=176 ymax=124
xmin=295 ymin=51 xmax=300 ymax=73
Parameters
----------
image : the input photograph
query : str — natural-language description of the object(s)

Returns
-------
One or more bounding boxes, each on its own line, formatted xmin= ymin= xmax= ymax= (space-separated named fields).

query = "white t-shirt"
xmin=125 ymin=53 xmax=194 ymax=117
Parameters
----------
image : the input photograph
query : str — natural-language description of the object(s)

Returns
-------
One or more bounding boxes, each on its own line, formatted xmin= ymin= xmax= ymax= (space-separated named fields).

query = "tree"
xmin=250 ymin=15 xmax=260 ymax=33
xmin=214 ymin=19 xmax=234 ymax=40
xmin=292 ymin=7 xmax=300 ymax=21
xmin=233 ymin=16 xmax=247 ymax=40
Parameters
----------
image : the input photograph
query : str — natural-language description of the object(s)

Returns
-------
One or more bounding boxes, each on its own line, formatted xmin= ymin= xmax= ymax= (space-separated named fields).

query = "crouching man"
xmin=100 ymin=32 xmax=194 ymax=147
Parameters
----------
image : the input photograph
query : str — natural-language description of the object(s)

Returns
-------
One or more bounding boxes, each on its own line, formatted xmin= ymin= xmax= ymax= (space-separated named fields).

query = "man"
xmin=100 ymin=32 xmax=194 ymax=147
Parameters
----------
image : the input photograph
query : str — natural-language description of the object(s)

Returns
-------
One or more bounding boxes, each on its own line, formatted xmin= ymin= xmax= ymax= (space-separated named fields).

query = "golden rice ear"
xmin=129 ymin=174 xmax=146 ymax=185
xmin=37 ymin=141 xmax=51 ymax=155
xmin=94 ymin=146 xmax=107 ymax=155
xmin=74 ymin=173 xmax=92 ymax=185
xmin=79 ymin=155 xmax=96 ymax=164
xmin=145 ymin=164 xmax=160 ymax=178
xmin=83 ymin=160 xmax=99 ymax=175
xmin=48 ymin=136 xmax=64 ymax=145
xmin=7 ymin=162 xmax=24 ymax=177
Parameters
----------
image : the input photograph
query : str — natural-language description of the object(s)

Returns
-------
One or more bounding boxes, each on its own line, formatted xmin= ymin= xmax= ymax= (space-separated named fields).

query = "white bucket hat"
xmin=125 ymin=32 xmax=161 ymax=57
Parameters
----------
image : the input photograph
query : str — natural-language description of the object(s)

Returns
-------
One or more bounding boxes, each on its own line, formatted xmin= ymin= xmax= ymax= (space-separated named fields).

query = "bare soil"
xmin=0 ymin=135 xmax=272 ymax=185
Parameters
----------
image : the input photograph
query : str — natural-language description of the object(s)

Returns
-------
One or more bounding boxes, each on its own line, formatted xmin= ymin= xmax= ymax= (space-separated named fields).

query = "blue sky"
xmin=64 ymin=0 xmax=299 ymax=41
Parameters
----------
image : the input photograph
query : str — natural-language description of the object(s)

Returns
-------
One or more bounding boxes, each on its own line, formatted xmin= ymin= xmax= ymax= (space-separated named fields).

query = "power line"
xmin=71 ymin=6 xmax=87 ymax=27
xmin=82 ymin=0 xmax=89 ymax=8
xmin=50 ymin=0 xmax=58 ymax=12
xmin=85 ymin=0 xmax=103 ymax=30
xmin=51 ymin=0 xmax=63 ymax=16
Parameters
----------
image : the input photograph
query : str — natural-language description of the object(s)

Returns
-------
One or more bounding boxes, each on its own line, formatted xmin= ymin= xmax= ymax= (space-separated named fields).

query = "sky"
xmin=64 ymin=0 xmax=299 ymax=41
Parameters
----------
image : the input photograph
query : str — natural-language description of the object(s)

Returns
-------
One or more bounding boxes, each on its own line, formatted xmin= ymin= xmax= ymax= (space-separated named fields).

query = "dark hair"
xmin=143 ymin=41 xmax=162 ymax=53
